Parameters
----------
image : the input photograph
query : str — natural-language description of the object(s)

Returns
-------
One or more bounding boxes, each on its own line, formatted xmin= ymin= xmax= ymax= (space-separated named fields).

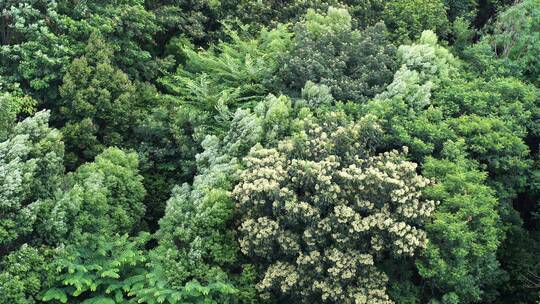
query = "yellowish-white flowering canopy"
xmin=234 ymin=114 xmax=436 ymax=303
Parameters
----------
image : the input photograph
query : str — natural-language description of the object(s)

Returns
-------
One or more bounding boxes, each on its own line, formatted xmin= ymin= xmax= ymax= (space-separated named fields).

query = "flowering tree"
xmin=234 ymin=113 xmax=436 ymax=303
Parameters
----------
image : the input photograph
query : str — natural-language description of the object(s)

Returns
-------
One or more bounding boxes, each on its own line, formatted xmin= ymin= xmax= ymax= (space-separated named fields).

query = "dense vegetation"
xmin=1 ymin=0 xmax=539 ymax=303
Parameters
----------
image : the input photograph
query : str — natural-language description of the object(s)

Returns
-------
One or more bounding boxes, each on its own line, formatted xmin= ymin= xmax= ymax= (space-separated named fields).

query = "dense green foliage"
xmin=1 ymin=1 xmax=540 ymax=303
xmin=275 ymin=7 xmax=397 ymax=102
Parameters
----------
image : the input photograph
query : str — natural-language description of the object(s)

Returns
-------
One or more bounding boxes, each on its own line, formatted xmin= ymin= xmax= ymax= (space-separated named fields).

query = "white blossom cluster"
xmin=234 ymin=117 xmax=436 ymax=303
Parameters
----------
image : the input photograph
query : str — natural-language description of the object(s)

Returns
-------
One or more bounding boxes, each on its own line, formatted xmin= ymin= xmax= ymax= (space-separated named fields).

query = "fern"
xmin=158 ymin=24 xmax=292 ymax=133
xmin=42 ymin=288 xmax=68 ymax=303
xmin=42 ymin=233 xmax=149 ymax=303
xmin=129 ymin=268 xmax=237 ymax=304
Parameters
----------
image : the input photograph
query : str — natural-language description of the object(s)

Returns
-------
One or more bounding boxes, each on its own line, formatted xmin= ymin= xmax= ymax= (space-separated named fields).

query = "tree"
xmin=145 ymin=25 xmax=292 ymax=227
xmin=361 ymin=32 xmax=514 ymax=303
xmin=0 ymin=110 xmax=64 ymax=254
xmin=276 ymin=7 xmax=397 ymax=103
xmin=462 ymin=0 xmax=540 ymax=85
xmin=38 ymin=147 xmax=146 ymax=244
xmin=0 ymin=0 xmax=166 ymax=103
xmin=39 ymin=148 xmax=147 ymax=303
xmin=144 ymin=96 xmax=273 ymax=302
xmin=362 ymin=31 xmax=458 ymax=160
xmin=0 ymin=110 xmax=63 ymax=303
xmin=223 ymin=0 xmax=388 ymax=34
xmin=447 ymin=115 xmax=530 ymax=201
xmin=0 ymin=0 xmax=75 ymax=100
xmin=0 ymin=1 xmax=539 ymax=303
xmin=433 ymin=76 xmax=539 ymax=136
xmin=234 ymin=112 xmax=435 ymax=303
xmin=485 ymin=0 xmax=540 ymax=85
xmin=81 ymin=0 xmax=170 ymax=81
xmin=145 ymin=0 xmax=222 ymax=46
xmin=417 ymin=141 xmax=505 ymax=303
xmin=0 ymin=92 xmax=36 ymax=139
xmin=445 ymin=0 xmax=478 ymax=22
xmin=144 ymin=94 xmax=306 ymax=303
xmin=133 ymin=104 xmax=203 ymax=228
xmin=42 ymin=234 xmax=148 ymax=304
xmin=383 ymin=0 xmax=450 ymax=43
xmin=58 ymin=33 xmax=158 ymax=169
xmin=223 ymin=0 xmax=337 ymax=33
xmin=0 ymin=244 xmax=55 ymax=304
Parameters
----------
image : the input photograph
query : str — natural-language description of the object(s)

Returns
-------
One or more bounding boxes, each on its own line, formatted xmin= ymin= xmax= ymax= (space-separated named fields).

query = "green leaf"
xmin=101 ymin=269 xmax=121 ymax=279
xmin=42 ymin=288 xmax=68 ymax=303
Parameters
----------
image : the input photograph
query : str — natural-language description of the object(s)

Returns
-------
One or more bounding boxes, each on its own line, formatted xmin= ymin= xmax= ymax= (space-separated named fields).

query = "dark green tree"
xmin=58 ymin=33 xmax=158 ymax=169
xmin=276 ymin=7 xmax=397 ymax=103
xmin=382 ymin=0 xmax=450 ymax=43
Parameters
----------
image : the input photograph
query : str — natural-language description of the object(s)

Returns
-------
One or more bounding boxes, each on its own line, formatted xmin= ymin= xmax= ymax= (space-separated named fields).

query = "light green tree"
xmin=0 ymin=110 xmax=64 ymax=252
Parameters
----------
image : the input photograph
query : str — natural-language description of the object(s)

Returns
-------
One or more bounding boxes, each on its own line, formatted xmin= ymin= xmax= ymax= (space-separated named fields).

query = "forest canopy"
xmin=1 ymin=0 xmax=540 ymax=303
